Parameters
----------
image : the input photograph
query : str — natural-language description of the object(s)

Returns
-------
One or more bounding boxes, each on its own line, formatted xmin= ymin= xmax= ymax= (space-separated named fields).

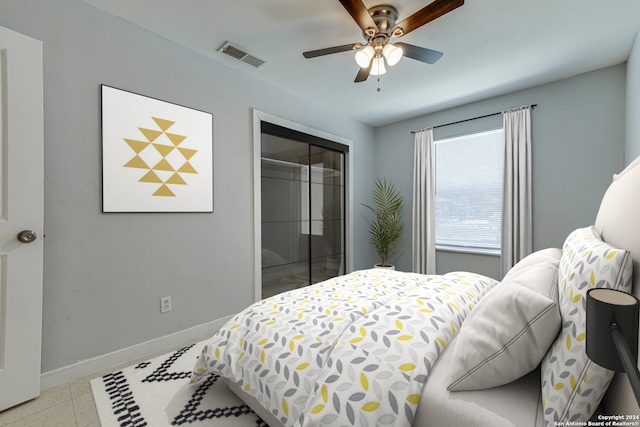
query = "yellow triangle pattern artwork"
xmin=124 ymin=155 xmax=150 ymax=169
xmin=166 ymin=133 xmax=187 ymax=146
xmin=124 ymin=139 xmax=150 ymax=154
xmin=178 ymin=162 xmax=197 ymax=174
xmin=139 ymin=170 xmax=162 ymax=183
xmin=178 ymin=147 xmax=197 ymax=160
xmin=122 ymin=116 xmax=199 ymax=197
xmin=153 ymin=159 xmax=175 ymax=172
xmin=153 ymin=184 xmax=176 ymax=197
xmin=166 ymin=173 xmax=187 ymax=185
xmin=152 ymin=117 xmax=175 ymax=131
xmin=138 ymin=128 xmax=163 ymax=142
xmin=153 ymin=144 xmax=175 ymax=157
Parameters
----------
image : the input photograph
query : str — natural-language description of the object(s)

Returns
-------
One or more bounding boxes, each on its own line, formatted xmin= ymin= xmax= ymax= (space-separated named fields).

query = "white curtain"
xmin=501 ymin=107 xmax=533 ymax=277
xmin=412 ymin=128 xmax=436 ymax=274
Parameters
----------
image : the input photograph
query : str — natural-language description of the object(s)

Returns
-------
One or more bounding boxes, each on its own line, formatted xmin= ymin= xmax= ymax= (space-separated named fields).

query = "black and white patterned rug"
xmin=90 ymin=340 xmax=266 ymax=426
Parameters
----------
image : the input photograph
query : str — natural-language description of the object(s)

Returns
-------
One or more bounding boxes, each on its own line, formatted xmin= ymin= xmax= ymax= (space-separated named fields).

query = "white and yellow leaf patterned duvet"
xmin=191 ymin=268 xmax=496 ymax=427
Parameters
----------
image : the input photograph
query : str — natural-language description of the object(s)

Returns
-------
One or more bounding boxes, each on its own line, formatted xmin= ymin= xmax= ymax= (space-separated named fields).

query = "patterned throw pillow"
xmin=541 ymin=226 xmax=633 ymax=424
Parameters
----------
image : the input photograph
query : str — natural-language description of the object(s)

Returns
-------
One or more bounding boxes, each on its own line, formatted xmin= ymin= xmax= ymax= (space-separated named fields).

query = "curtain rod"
xmin=411 ymin=104 xmax=537 ymax=134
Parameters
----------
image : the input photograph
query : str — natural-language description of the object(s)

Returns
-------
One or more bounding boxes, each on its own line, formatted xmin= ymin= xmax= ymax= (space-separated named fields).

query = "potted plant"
xmin=362 ymin=178 xmax=404 ymax=269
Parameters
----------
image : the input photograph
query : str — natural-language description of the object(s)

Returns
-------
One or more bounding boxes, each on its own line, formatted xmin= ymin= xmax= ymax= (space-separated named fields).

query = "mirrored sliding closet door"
xmin=260 ymin=122 xmax=347 ymax=298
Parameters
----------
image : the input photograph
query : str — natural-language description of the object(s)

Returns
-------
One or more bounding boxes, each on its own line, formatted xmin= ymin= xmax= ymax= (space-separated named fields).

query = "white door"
xmin=0 ymin=25 xmax=44 ymax=411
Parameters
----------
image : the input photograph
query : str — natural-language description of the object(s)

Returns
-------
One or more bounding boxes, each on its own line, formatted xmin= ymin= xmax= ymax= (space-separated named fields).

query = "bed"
xmin=191 ymin=157 xmax=640 ymax=427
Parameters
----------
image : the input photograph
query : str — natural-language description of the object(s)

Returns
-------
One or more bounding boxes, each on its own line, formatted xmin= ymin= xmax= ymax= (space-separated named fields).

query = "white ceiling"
xmin=83 ymin=0 xmax=640 ymax=127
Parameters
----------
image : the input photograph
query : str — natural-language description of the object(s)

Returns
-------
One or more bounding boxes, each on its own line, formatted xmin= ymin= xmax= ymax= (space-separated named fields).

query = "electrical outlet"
xmin=160 ymin=296 xmax=171 ymax=313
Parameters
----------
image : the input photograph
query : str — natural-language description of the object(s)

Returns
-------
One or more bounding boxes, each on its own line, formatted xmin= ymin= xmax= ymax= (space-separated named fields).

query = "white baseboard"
xmin=40 ymin=315 xmax=232 ymax=391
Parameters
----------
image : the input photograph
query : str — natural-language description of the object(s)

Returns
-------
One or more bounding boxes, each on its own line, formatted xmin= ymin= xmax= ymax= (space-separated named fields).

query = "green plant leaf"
xmin=362 ymin=178 xmax=403 ymax=266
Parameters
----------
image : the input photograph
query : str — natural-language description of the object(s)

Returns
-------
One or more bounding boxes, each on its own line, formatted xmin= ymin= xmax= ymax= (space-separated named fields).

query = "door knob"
xmin=17 ymin=230 xmax=37 ymax=243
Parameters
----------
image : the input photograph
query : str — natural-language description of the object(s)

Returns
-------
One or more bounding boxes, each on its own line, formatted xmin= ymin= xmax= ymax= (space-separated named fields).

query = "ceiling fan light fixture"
xmin=383 ymin=43 xmax=403 ymax=66
xmin=304 ymin=0 xmax=461 ymax=85
xmin=370 ymin=56 xmax=386 ymax=76
xmin=355 ymin=45 xmax=375 ymax=68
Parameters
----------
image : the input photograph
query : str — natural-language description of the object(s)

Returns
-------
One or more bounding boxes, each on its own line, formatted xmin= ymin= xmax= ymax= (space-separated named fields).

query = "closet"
xmin=260 ymin=122 xmax=347 ymax=298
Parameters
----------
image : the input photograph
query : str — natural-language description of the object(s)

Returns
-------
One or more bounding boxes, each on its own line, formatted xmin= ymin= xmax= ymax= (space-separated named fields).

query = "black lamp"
xmin=586 ymin=288 xmax=640 ymax=405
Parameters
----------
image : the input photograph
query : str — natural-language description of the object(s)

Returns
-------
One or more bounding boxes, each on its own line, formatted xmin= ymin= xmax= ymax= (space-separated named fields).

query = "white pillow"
xmin=502 ymin=248 xmax=562 ymax=301
xmin=447 ymin=249 xmax=562 ymax=391
xmin=541 ymin=226 xmax=633 ymax=423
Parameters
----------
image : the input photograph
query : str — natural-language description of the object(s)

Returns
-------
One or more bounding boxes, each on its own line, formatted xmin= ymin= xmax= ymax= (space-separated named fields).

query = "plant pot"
xmin=374 ymin=264 xmax=395 ymax=270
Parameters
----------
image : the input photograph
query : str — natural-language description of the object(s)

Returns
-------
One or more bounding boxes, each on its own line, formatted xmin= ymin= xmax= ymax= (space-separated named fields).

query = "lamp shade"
xmin=382 ymin=43 xmax=403 ymax=66
xmin=370 ymin=56 xmax=386 ymax=76
xmin=355 ymin=46 xmax=374 ymax=68
xmin=586 ymin=288 xmax=640 ymax=372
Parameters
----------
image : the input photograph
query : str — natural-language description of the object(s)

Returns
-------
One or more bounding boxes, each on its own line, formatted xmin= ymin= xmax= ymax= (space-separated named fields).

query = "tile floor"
xmin=0 ymin=339 xmax=205 ymax=427
xmin=0 ymin=371 xmax=102 ymax=427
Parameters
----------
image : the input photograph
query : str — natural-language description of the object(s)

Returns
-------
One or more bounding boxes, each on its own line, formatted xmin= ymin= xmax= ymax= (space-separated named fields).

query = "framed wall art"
xmin=101 ymin=85 xmax=213 ymax=212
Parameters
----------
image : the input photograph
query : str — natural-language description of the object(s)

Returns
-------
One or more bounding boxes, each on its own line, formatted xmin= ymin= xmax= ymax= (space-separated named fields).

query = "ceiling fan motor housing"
xmin=364 ymin=5 xmax=399 ymax=39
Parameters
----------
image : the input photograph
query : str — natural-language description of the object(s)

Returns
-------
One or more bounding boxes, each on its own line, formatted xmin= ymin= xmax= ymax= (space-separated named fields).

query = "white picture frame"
xmin=101 ymin=85 xmax=213 ymax=212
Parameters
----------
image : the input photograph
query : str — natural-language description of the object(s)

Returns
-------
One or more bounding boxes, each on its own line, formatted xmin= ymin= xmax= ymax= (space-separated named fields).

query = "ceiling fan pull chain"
xmin=377 ymin=76 xmax=381 ymax=92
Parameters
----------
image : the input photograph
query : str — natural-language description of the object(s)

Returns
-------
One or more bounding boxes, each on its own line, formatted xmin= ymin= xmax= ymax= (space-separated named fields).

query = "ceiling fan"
xmin=303 ymin=0 xmax=464 ymax=83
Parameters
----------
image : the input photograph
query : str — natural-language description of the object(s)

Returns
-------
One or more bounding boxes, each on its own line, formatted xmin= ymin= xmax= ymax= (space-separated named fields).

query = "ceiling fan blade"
xmin=396 ymin=43 xmax=443 ymax=64
xmin=354 ymin=64 xmax=371 ymax=83
xmin=339 ymin=0 xmax=379 ymax=36
xmin=391 ymin=0 xmax=464 ymax=37
xmin=303 ymin=43 xmax=362 ymax=59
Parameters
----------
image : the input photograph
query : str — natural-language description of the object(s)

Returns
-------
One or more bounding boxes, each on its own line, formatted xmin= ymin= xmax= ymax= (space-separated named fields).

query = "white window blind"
xmin=434 ymin=128 xmax=503 ymax=253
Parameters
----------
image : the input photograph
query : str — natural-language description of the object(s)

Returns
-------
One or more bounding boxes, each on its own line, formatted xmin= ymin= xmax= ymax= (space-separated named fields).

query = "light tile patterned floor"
xmin=0 ymin=377 xmax=100 ymax=427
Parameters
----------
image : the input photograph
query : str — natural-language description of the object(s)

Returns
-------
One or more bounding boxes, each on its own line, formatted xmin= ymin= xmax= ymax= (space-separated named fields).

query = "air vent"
xmin=218 ymin=42 xmax=266 ymax=69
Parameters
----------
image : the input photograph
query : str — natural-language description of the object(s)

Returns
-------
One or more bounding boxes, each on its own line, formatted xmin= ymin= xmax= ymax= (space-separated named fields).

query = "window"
xmin=434 ymin=129 xmax=503 ymax=254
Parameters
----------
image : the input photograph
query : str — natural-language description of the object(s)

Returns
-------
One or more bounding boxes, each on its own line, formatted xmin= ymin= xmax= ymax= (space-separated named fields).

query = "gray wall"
xmin=374 ymin=65 xmax=627 ymax=277
xmin=626 ymin=32 xmax=640 ymax=163
xmin=0 ymin=0 xmax=376 ymax=373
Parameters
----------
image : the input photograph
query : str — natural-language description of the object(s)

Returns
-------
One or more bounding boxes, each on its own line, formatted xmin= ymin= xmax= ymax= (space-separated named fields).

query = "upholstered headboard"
xmin=594 ymin=155 xmax=640 ymax=415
